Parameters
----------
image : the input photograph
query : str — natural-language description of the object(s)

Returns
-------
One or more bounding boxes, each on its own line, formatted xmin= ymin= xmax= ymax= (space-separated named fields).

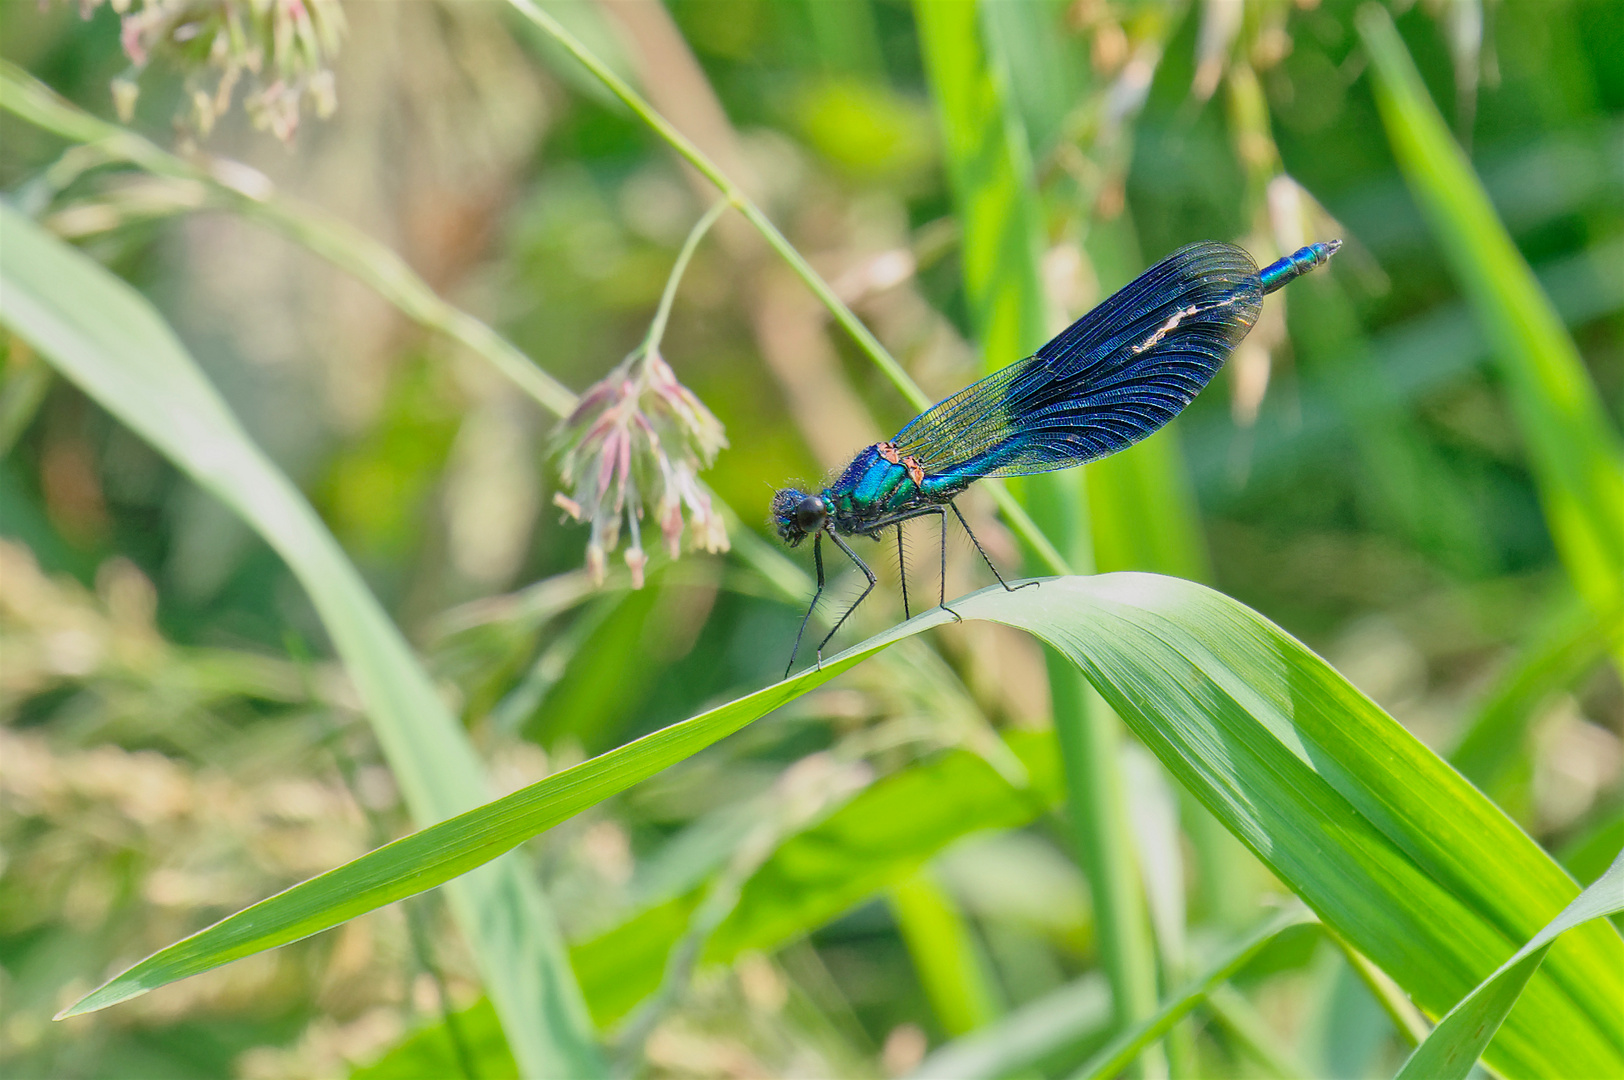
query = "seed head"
xmin=551 ymin=351 xmax=728 ymax=588
xmin=75 ymin=0 xmax=345 ymax=143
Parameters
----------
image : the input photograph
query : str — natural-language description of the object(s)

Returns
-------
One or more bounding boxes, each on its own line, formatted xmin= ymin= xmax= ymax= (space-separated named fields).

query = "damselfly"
xmin=771 ymin=239 xmax=1340 ymax=675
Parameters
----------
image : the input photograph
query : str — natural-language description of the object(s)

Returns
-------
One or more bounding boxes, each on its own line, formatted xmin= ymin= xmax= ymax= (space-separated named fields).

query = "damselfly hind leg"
xmin=951 ymin=502 xmax=1038 ymax=596
xmin=897 ymin=524 xmax=910 ymax=620
xmin=932 ymin=507 xmax=964 ymax=623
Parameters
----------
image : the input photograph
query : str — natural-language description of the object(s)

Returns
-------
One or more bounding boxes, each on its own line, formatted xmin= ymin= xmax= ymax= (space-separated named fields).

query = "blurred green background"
xmin=1 ymin=1 xmax=1620 ymax=1077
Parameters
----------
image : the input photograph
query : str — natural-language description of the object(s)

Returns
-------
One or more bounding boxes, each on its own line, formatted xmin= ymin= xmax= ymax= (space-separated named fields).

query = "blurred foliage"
xmin=2 ymin=1 xmax=1621 ymax=1078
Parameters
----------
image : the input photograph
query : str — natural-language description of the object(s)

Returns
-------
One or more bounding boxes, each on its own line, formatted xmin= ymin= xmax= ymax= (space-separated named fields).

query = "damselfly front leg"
xmin=784 ymin=532 xmax=827 ymax=678
xmin=817 ymin=531 xmax=878 ymax=667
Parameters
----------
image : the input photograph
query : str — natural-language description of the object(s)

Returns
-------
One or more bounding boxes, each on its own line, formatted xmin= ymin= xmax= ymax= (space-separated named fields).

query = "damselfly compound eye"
xmin=794 ymin=496 xmax=827 ymax=532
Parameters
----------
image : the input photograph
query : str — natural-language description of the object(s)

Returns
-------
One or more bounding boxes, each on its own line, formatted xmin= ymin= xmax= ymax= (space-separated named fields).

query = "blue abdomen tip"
xmin=1258 ymin=239 xmax=1342 ymax=295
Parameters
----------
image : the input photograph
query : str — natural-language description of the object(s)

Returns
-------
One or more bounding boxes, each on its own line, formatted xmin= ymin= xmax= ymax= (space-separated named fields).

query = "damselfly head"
xmin=771 ymin=489 xmax=826 ymax=546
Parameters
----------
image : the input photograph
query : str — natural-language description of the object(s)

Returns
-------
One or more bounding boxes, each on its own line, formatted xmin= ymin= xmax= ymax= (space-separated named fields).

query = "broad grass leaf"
xmin=979 ymin=574 xmax=1624 ymax=1080
xmin=35 ymin=562 xmax=1622 ymax=1079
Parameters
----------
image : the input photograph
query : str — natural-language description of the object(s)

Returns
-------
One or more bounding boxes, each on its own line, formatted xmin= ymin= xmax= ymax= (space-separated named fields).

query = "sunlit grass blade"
xmin=573 ymin=729 xmax=1062 ymax=1025
xmin=0 ymin=203 xmax=602 ymax=1077
xmin=1395 ymin=848 xmax=1624 ymax=1080
xmin=53 ymin=616 xmax=928 ymax=1019
xmin=1357 ymin=4 xmax=1624 ymax=671
xmin=984 ymin=575 xmax=1624 ymax=1079
xmin=1069 ymin=908 xmax=1319 ymax=1080
xmin=36 ymin=569 xmax=1622 ymax=1079
xmin=913 ymin=0 xmax=1047 ymax=366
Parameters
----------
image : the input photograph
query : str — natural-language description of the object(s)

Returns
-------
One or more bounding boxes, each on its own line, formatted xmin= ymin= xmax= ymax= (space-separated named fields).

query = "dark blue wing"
xmin=892 ymin=242 xmax=1262 ymax=481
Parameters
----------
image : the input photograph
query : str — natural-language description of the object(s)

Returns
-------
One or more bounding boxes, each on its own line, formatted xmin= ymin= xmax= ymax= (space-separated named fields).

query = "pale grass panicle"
xmin=551 ymin=350 xmax=728 ymax=588
xmin=74 ymin=0 xmax=344 ymax=142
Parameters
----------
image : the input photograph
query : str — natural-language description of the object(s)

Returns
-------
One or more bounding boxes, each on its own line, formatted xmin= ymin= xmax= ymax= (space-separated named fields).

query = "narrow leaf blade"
xmin=1395 ymin=848 xmax=1624 ymax=1080
xmin=0 ymin=202 xmax=601 ymax=1076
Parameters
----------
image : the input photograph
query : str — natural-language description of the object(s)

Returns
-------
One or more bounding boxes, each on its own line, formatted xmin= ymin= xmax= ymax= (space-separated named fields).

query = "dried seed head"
xmin=71 ymin=0 xmax=346 ymax=144
xmin=551 ymin=350 xmax=729 ymax=587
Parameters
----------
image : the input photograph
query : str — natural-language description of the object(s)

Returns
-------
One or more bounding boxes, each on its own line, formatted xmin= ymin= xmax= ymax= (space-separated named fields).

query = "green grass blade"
xmin=32 ymin=558 xmax=1624 ymax=1077
xmin=915 ymin=4 xmax=1162 ymax=1063
xmin=985 ymin=575 xmax=1624 ymax=1080
xmin=572 ymin=730 xmax=1063 ymax=1025
xmin=891 ymin=871 xmax=1002 ymax=1036
xmin=0 ymin=203 xmax=602 ymax=1077
xmin=913 ymin=0 xmax=1046 ymax=366
xmin=1070 ymin=909 xmax=1320 ymax=1080
xmin=54 ymin=615 xmax=929 ymax=1019
xmin=1357 ymin=5 xmax=1624 ymax=670
xmin=1395 ymin=848 xmax=1624 ymax=1080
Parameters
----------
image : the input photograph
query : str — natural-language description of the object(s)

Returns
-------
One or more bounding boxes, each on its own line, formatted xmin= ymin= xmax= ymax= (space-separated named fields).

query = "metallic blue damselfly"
xmin=772 ymin=239 xmax=1341 ymax=675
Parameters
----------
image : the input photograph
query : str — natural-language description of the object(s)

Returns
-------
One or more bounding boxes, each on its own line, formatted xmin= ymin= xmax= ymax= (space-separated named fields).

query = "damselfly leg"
xmin=784 ymin=532 xmax=826 ymax=679
xmin=950 ymin=503 xmax=1036 ymax=600
xmin=816 ymin=531 xmax=878 ymax=668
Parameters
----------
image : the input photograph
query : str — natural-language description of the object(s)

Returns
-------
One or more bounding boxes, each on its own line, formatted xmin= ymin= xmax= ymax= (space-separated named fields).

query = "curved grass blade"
xmin=0 ymin=202 xmax=602 ymax=1076
xmin=1395 ymin=847 xmax=1624 ymax=1080
xmin=991 ymin=576 xmax=1624 ymax=1080
xmin=55 ymin=617 xmax=932 ymax=1018
xmin=43 ymin=570 xmax=1624 ymax=1080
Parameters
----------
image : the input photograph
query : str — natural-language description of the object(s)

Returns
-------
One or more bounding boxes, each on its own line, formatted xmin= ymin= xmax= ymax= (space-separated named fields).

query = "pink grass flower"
xmin=552 ymin=350 xmax=728 ymax=588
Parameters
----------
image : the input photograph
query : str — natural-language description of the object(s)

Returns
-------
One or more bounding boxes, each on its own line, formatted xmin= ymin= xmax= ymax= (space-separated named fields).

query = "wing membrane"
xmin=893 ymin=242 xmax=1263 ymax=480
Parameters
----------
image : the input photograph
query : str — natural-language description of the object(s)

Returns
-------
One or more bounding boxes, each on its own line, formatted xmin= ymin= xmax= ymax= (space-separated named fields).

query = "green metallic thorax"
xmin=823 ymin=444 xmax=971 ymax=536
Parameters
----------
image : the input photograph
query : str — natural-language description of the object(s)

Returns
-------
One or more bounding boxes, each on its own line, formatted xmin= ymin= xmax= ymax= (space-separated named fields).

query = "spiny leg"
xmin=897 ymin=523 xmax=910 ymax=621
xmin=784 ymin=532 xmax=827 ymax=678
xmin=951 ymin=502 xmax=1038 ymax=594
xmin=817 ymin=531 xmax=878 ymax=666
xmin=933 ymin=507 xmax=962 ymax=623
